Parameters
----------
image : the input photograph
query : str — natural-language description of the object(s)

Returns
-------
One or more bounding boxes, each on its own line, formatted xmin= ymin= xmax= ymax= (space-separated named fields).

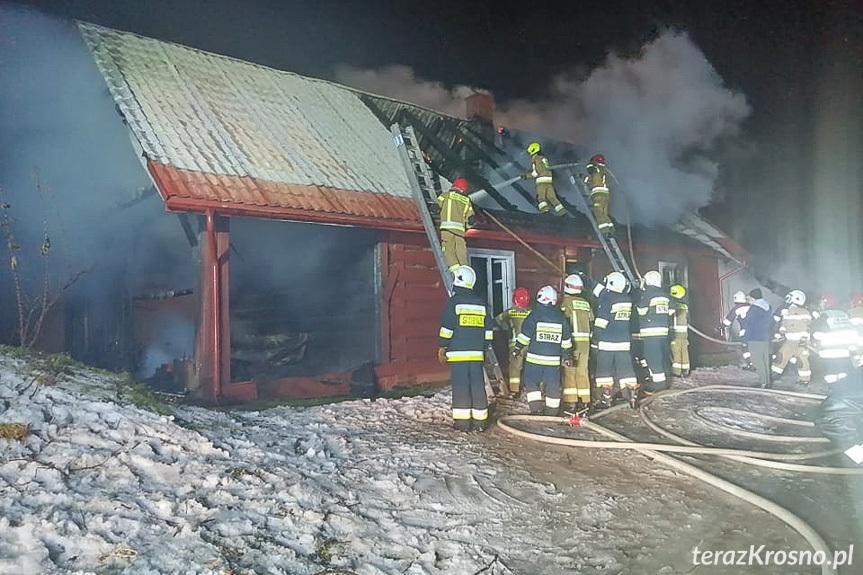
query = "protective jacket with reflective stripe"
xmin=671 ymin=296 xmax=689 ymax=333
xmin=635 ymin=286 xmax=670 ymax=337
xmin=436 ymin=191 xmax=474 ymax=235
xmin=495 ymin=307 xmax=531 ymax=343
xmin=525 ymin=154 xmax=553 ymax=184
xmin=776 ymin=304 xmax=812 ymax=342
xmin=515 ymin=304 xmax=573 ymax=365
xmin=438 ymin=287 xmax=494 ymax=362
xmin=591 ymin=283 xmax=632 ymax=349
xmin=585 ymin=163 xmax=609 ymax=195
xmin=560 ymin=294 xmax=593 ymax=341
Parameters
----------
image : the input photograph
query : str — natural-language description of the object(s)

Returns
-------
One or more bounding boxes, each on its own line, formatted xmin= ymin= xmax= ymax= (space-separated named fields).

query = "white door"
xmin=469 ymin=248 xmax=516 ymax=317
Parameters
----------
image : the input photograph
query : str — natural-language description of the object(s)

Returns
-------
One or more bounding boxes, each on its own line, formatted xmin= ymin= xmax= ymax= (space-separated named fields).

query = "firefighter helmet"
xmin=512 ymin=287 xmax=530 ymax=308
xmin=564 ymin=274 xmax=583 ymax=295
xmin=820 ymin=293 xmax=836 ymax=309
xmin=670 ymin=284 xmax=686 ymax=300
xmin=537 ymin=285 xmax=558 ymax=306
xmin=852 ymin=293 xmax=863 ymax=307
xmin=450 ymin=178 xmax=469 ymax=193
xmin=590 ymin=154 xmax=606 ymax=165
xmin=786 ymin=289 xmax=806 ymax=307
xmin=732 ymin=290 xmax=747 ymax=304
xmin=605 ymin=272 xmax=627 ymax=293
xmin=643 ymin=270 xmax=662 ymax=288
xmin=526 ymin=142 xmax=541 ymax=155
xmin=452 ymin=265 xmax=476 ymax=289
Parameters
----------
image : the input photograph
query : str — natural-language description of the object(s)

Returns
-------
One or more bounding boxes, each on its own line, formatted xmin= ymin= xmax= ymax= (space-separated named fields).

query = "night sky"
xmin=2 ymin=0 xmax=863 ymax=294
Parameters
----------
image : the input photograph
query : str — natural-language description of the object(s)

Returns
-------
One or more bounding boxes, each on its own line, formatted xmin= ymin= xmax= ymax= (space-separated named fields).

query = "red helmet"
xmin=852 ymin=292 xmax=863 ymax=307
xmin=512 ymin=287 xmax=530 ymax=309
xmin=820 ymin=293 xmax=836 ymax=308
xmin=590 ymin=154 xmax=606 ymax=165
xmin=451 ymin=178 xmax=469 ymax=193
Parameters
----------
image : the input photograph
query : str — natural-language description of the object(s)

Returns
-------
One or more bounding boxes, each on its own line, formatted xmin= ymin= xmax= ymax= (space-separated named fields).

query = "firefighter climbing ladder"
xmin=391 ymin=123 xmax=509 ymax=398
xmin=567 ymin=170 xmax=638 ymax=286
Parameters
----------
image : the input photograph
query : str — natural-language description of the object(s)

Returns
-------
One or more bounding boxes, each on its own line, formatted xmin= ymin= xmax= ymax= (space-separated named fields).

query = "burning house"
xmin=41 ymin=22 xmax=758 ymax=403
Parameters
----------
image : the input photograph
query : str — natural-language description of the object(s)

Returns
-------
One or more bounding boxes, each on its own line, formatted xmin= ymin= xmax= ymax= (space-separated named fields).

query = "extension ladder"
xmin=391 ymin=123 xmax=509 ymax=398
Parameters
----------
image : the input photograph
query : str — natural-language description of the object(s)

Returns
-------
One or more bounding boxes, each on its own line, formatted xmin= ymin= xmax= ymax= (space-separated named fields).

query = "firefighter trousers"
xmin=523 ymin=362 xmax=562 ymax=414
xmin=562 ymin=341 xmax=591 ymax=404
xmin=642 ymin=336 xmax=669 ymax=391
xmin=449 ymin=361 xmax=488 ymax=426
xmin=595 ymin=349 xmax=638 ymax=396
xmin=440 ymin=230 xmax=468 ymax=271
xmin=670 ymin=334 xmax=690 ymax=376
xmin=590 ymin=191 xmax=613 ymax=233
xmin=536 ymin=183 xmax=566 ymax=216
xmin=507 ymin=343 xmax=524 ymax=393
xmin=771 ymin=340 xmax=811 ymax=382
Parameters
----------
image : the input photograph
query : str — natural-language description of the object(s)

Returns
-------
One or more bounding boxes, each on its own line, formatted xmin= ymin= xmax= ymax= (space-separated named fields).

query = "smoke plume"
xmin=335 ymin=30 xmax=751 ymax=227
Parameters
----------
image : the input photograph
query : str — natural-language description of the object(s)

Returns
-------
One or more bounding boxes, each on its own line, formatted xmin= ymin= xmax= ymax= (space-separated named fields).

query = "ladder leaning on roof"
xmin=390 ymin=123 xmax=509 ymax=398
xmin=567 ymin=170 xmax=638 ymax=286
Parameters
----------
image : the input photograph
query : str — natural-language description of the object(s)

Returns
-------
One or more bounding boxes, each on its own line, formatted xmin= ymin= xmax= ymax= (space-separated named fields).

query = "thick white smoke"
xmin=335 ymin=30 xmax=751 ymax=227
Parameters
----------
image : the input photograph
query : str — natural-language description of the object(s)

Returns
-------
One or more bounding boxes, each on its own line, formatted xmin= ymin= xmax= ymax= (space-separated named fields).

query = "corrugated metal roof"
xmin=148 ymin=162 xmax=421 ymax=228
xmin=78 ymin=22 xmax=412 ymax=202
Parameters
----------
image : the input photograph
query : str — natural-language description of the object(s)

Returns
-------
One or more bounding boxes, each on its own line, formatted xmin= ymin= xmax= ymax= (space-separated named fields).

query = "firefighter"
xmin=495 ymin=287 xmax=532 ymax=396
xmin=512 ymin=286 xmax=573 ymax=415
xmin=770 ymin=290 xmax=813 ymax=385
xmin=584 ymin=154 xmax=614 ymax=236
xmin=438 ymin=265 xmax=494 ymax=432
xmin=814 ymin=359 xmax=863 ymax=465
xmin=719 ymin=290 xmax=755 ymax=371
xmin=580 ymin=271 xmax=638 ymax=409
xmin=522 ymin=142 xmax=566 ymax=216
xmin=669 ymin=284 xmax=691 ymax=377
xmin=436 ymin=178 xmax=474 ymax=272
xmin=636 ymin=270 xmax=671 ymax=393
xmin=560 ymin=274 xmax=594 ymax=412
xmin=809 ymin=298 xmax=859 ymax=381
xmin=846 ymin=293 xmax=863 ymax=367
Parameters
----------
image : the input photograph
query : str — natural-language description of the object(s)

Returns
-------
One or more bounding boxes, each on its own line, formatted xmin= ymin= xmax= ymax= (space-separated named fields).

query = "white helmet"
xmin=564 ymin=274 xmax=583 ymax=294
xmin=452 ymin=265 xmax=476 ymax=289
xmin=643 ymin=270 xmax=662 ymax=288
xmin=787 ymin=289 xmax=806 ymax=307
xmin=537 ymin=285 xmax=558 ymax=306
xmin=605 ymin=272 xmax=627 ymax=293
xmin=732 ymin=290 xmax=747 ymax=304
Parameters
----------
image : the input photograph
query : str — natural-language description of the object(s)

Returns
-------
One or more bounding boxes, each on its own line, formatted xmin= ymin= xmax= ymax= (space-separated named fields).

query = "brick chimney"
xmin=465 ymin=92 xmax=495 ymax=124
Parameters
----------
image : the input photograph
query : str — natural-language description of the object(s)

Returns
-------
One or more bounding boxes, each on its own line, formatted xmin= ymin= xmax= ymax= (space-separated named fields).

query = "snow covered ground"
xmin=0 ymin=349 xmax=858 ymax=574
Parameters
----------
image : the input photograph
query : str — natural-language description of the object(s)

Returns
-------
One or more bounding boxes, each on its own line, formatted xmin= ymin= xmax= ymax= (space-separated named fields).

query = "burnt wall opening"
xmin=229 ymin=218 xmax=379 ymax=382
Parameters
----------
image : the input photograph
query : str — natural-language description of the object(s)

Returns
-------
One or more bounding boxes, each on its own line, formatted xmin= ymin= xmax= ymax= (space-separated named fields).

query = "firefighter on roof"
xmin=770 ymin=290 xmax=813 ymax=385
xmin=512 ymin=286 xmax=573 ymax=415
xmin=584 ymin=154 xmax=614 ymax=236
xmin=669 ymin=284 xmax=691 ymax=377
xmin=438 ymin=265 xmax=495 ymax=432
xmin=495 ymin=287 xmax=532 ymax=396
xmin=436 ymin=178 xmax=474 ymax=272
xmin=523 ymin=142 xmax=567 ymax=216
xmin=635 ymin=270 xmax=671 ymax=393
xmin=580 ymin=271 xmax=639 ymax=409
xmin=560 ymin=274 xmax=594 ymax=411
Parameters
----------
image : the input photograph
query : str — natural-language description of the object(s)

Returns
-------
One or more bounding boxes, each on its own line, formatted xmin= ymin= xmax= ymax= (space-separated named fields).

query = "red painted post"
xmin=205 ymin=210 xmax=221 ymax=404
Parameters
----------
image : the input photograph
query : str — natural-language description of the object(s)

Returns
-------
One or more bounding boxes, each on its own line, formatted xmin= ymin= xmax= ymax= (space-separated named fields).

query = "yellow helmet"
xmin=670 ymin=284 xmax=686 ymax=299
xmin=526 ymin=142 xmax=541 ymax=155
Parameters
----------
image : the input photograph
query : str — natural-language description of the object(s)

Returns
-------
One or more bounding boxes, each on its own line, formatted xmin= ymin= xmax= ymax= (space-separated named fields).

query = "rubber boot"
xmin=561 ymin=402 xmax=578 ymax=415
xmin=544 ymin=405 xmax=560 ymax=417
xmin=472 ymin=419 xmax=489 ymax=432
xmin=453 ymin=420 xmax=471 ymax=432
xmin=594 ymin=390 xmax=613 ymax=410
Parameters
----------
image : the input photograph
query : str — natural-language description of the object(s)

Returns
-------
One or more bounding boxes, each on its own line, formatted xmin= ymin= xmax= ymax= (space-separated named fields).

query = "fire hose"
xmin=497 ymin=385 xmax=863 ymax=575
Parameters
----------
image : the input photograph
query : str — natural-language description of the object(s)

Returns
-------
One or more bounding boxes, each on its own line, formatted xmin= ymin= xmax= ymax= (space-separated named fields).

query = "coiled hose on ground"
xmin=498 ymin=385 xmax=863 ymax=575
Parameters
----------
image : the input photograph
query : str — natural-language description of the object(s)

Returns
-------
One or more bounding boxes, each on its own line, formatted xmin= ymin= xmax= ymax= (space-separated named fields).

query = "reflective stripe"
xmin=771 ymin=365 xmax=784 ymax=374
xmin=455 ymin=304 xmax=486 ymax=315
xmin=674 ymin=327 xmax=689 ymax=333
xmin=545 ymin=397 xmax=561 ymax=408
xmin=640 ymin=327 xmax=669 ymax=337
xmin=526 ymin=390 xmax=544 ymax=402
xmin=453 ymin=408 xmax=471 ymax=420
xmin=598 ymin=222 xmax=614 ymax=229
xmin=562 ymin=389 xmax=579 ymax=398
xmin=537 ymin=201 xmax=549 ymax=210
xmin=598 ymin=341 xmax=630 ymax=351
xmin=516 ymin=333 xmax=531 ymax=345
xmin=485 ymin=330 xmax=494 ymax=340
xmin=784 ymin=313 xmax=812 ymax=320
xmin=554 ymin=204 xmax=566 ymax=213
xmin=825 ymin=373 xmax=848 ymax=383
xmin=651 ymin=373 xmax=667 ymax=383
xmin=591 ymin=186 xmax=609 ymax=193
xmin=783 ymin=331 xmax=809 ymax=340
xmin=572 ymin=331 xmax=591 ymax=339
xmin=797 ymin=370 xmax=811 ymax=377
xmin=595 ymin=318 xmax=609 ymax=328
xmin=620 ymin=377 xmax=638 ymax=387
xmin=536 ymin=176 xmax=553 ymax=183
xmin=439 ymin=327 xmax=453 ymax=338
xmin=440 ymin=220 xmax=466 ymax=232
xmin=818 ymin=348 xmax=851 ymax=358
xmin=722 ymin=318 xmax=732 ymax=326
xmin=509 ymin=377 xmax=521 ymax=384
xmin=526 ymin=352 xmax=561 ymax=365
xmin=472 ymin=408 xmax=488 ymax=421
xmin=446 ymin=350 xmax=484 ymax=361
xmin=595 ymin=377 xmax=614 ymax=387
xmin=561 ymin=338 xmax=573 ymax=349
